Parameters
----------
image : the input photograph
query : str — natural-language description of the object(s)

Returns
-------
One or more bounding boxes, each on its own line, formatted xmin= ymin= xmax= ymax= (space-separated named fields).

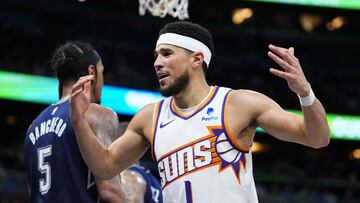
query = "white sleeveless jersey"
xmin=151 ymin=86 xmax=258 ymax=203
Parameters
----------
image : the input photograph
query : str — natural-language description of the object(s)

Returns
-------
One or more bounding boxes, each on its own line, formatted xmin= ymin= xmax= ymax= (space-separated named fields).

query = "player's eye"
xmin=163 ymin=51 xmax=172 ymax=57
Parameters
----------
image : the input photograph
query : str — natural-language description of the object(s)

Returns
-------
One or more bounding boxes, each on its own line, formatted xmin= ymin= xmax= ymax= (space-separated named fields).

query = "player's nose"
xmin=154 ymin=56 xmax=164 ymax=71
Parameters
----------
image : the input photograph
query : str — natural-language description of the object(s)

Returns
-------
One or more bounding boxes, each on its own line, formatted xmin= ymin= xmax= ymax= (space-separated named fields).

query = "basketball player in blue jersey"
xmin=24 ymin=41 xmax=125 ymax=202
xmin=121 ymin=165 xmax=163 ymax=203
xmin=70 ymin=22 xmax=330 ymax=202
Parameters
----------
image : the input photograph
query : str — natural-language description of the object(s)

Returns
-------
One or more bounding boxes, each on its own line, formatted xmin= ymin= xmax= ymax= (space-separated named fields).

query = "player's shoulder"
xmin=229 ymin=89 xmax=266 ymax=101
xmin=126 ymin=103 xmax=157 ymax=137
xmin=134 ymin=102 xmax=157 ymax=119
xmin=27 ymin=107 xmax=48 ymax=132
xmin=86 ymin=103 xmax=118 ymax=123
xmin=31 ymin=104 xmax=61 ymax=123
xmin=89 ymin=103 xmax=117 ymax=115
xmin=228 ymin=89 xmax=273 ymax=109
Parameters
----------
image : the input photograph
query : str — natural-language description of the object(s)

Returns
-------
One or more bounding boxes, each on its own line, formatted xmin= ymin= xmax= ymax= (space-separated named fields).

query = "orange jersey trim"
xmin=223 ymin=91 xmax=251 ymax=152
xmin=151 ymin=100 xmax=163 ymax=161
xmin=170 ymin=86 xmax=219 ymax=119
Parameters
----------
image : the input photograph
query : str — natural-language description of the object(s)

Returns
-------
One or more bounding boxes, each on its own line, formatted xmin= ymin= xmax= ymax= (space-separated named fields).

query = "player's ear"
xmin=87 ymin=65 xmax=96 ymax=85
xmin=192 ymin=52 xmax=204 ymax=69
xmin=87 ymin=65 xmax=96 ymax=75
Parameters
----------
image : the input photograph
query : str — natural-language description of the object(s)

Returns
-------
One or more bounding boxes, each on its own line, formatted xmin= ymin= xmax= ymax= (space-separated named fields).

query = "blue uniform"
xmin=128 ymin=165 xmax=163 ymax=203
xmin=24 ymin=100 xmax=98 ymax=203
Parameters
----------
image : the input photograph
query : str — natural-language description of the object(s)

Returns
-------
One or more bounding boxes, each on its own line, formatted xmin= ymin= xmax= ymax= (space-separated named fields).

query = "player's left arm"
xmin=257 ymin=44 xmax=330 ymax=148
xmin=86 ymin=105 xmax=125 ymax=202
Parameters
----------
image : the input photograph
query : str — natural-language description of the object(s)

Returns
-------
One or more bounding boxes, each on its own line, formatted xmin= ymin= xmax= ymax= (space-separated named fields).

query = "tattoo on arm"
xmin=87 ymin=108 xmax=122 ymax=185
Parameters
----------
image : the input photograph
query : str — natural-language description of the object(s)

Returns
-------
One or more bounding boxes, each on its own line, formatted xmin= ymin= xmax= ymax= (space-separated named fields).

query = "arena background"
xmin=0 ymin=0 xmax=359 ymax=202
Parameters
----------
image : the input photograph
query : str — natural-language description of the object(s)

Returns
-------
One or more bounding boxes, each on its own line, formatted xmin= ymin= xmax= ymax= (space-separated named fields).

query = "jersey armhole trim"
xmin=222 ymin=90 xmax=251 ymax=152
xmin=151 ymin=100 xmax=164 ymax=161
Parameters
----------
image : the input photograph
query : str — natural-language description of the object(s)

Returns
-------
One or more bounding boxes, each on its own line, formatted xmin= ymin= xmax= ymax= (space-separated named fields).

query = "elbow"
xmin=311 ymin=139 xmax=329 ymax=149
xmin=319 ymin=127 xmax=331 ymax=148
xmin=322 ymin=134 xmax=331 ymax=147
xmin=309 ymin=132 xmax=330 ymax=149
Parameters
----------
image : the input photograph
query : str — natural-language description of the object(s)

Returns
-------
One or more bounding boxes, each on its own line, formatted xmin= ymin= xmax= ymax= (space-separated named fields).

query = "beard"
xmin=160 ymin=70 xmax=190 ymax=97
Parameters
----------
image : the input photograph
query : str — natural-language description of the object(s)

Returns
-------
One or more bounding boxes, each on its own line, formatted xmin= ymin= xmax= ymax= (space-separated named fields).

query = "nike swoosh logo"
xmin=160 ymin=119 xmax=175 ymax=128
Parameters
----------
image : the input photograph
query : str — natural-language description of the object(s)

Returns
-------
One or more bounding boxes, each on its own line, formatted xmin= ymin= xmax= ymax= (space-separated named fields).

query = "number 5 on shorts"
xmin=37 ymin=145 xmax=52 ymax=195
xmin=185 ymin=181 xmax=193 ymax=203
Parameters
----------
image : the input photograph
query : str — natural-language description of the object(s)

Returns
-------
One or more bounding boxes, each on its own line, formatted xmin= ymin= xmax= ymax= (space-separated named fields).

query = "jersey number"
xmin=150 ymin=186 xmax=160 ymax=203
xmin=37 ymin=145 xmax=52 ymax=195
xmin=184 ymin=181 xmax=193 ymax=203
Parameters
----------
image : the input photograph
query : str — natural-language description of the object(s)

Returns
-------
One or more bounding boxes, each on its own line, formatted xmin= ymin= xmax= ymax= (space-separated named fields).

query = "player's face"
xmin=154 ymin=45 xmax=192 ymax=97
xmin=94 ymin=61 xmax=104 ymax=103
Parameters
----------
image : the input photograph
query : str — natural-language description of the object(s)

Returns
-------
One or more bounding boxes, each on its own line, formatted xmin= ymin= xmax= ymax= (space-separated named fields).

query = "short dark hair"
xmin=51 ymin=41 xmax=100 ymax=98
xmin=159 ymin=21 xmax=214 ymax=75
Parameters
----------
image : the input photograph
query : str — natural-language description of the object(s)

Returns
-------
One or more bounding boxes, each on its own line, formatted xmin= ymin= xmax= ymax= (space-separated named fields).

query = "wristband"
xmin=298 ymin=88 xmax=315 ymax=106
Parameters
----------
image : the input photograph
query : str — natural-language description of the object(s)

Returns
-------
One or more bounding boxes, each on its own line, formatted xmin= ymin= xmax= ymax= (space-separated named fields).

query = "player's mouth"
xmin=157 ymin=72 xmax=170 ymax=85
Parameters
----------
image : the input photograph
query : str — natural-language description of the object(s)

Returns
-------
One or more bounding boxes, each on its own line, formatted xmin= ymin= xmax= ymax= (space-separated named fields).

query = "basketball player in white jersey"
xmin=70 ymin=21 xmax=330 ymax=203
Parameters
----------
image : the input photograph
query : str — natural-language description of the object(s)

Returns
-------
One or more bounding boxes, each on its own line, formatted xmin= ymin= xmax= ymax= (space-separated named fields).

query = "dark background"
xmin=0 ymin=0 xmax=359 ymax=202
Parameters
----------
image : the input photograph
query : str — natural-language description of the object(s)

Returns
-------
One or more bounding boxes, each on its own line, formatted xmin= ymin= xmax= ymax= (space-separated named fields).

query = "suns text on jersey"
xmin=157 ymin=133 xmax=221 ymax=188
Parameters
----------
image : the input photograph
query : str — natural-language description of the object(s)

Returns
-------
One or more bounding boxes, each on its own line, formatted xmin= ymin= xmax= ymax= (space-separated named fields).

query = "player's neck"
xmin=61 ymin=82 xmax=98 ymax=104
xmin=173 ymin=82 xmax=211 ymax=109
xmin=60 ymin=83 xmax=74 ymax=101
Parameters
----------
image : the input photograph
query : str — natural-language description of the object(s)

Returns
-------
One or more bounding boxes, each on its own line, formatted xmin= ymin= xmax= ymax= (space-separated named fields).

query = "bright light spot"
xmin=125 ymin=91 xmax=162 ymax=109
xmin=327 ymin=16 xmax=345 ymax=31
xmin=299 ymin=14 xmax=322 ymax=32
xmin=78 ymin=0 xmax=86 ymax=2
xmin=353 ymin=149 xmax=360 ymax=159
xmin=232 ymin=8 xmax=253 ymax=25
xmin=332 ymin=117 xmax=360 ymax=140
xmin=252 ymin=142 xmax=269 ymax=154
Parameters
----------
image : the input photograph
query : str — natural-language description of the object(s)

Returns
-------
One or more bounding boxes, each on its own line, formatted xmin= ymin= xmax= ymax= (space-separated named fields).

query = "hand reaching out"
xmin=268 ymin=44 xmax=310 ymax=97
xmin=70 ymin=75 xmax=94 ymax=124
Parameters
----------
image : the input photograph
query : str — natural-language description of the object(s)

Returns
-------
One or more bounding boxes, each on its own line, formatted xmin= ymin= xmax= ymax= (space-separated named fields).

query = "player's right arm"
xmin=70 ymin=75 xmax=152 ymax=180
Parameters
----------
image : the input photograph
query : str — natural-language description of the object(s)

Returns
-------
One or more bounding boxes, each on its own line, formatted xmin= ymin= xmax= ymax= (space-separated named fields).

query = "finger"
xmin=76 ymin=75 xmax=95 ymax=85
xmin=79 ymin=75 xmax=95 ymax=81
xmin=269 ymin=44 xmax=297 ymax=65
xmin=289 ymin=47 xmax=294 ymax=55
xmin=71 ymin=83 xmax=83 ymax=95
xmin=71 ymin=80 xmax=92 ymax=98
xmin=70 ymin=88 xmax=83 ymax=98
xmin=268 ymin=51 xmax=293 ymax=72
xmin=78 ymin=75 xmax=95 ymax=85
xmin=288 ymin=47 xmax=300 ymax=65
xmin=269 ymin=68 xmax=292 ymax=79
xmin=83 ymin=80 xmax=91 ymax=94
xmin=71 ymin=76 xmax=95 ymax=93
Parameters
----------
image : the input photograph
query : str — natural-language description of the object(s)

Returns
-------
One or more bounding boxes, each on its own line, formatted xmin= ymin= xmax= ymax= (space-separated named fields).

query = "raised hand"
xmin=70 ymin=75 xmax=94 ymax=123
xmin=268 ymin=44 xmax=310 ymax=97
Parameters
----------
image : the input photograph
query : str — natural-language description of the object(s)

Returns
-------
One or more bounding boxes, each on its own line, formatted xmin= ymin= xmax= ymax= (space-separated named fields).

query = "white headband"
xmin=156 ymin=33 xmax=212 ymax=66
